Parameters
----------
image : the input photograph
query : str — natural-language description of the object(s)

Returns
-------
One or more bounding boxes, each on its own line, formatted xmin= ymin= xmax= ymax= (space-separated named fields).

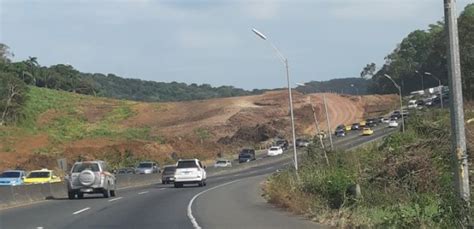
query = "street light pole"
xmin=384 ymin=74 xmax=405 ymax=133
xmin=424 ymin=72 xmax=444 ymax=108
xmin=252 ymin=28 xmax=298 ymax=172
xmin=444 ymin=0 xmax=470 ymax=204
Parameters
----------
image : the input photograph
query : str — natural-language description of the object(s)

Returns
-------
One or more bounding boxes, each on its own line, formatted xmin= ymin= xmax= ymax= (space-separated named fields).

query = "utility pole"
xmin=323 ymin=94 xmax=333 ymax=150
xmin=444 ymin=0 xmax=470 ymax=204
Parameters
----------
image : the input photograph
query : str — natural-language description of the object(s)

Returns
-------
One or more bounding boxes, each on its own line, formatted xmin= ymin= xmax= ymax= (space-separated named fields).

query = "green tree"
xmin=0 ymin=72 xmax=29 ymax=125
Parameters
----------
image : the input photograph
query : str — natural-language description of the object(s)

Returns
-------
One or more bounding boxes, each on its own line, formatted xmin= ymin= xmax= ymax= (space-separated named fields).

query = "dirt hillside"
xmin=0 ymin=88 xmax=398 ymax=170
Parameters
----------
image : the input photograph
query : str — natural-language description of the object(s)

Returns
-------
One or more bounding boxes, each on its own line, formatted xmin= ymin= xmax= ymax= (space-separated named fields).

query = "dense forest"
xmin=0 ymin=53 xmax=267 ymax=102
xmin=365 ymin=3 xmax=474 ymax=98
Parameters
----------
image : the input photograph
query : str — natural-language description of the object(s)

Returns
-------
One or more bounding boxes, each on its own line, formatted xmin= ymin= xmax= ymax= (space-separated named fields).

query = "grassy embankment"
xmin=0 ymin=87 xmax=164 ymax=166
xmin=263 ymin=108 xmax=474 ymax=228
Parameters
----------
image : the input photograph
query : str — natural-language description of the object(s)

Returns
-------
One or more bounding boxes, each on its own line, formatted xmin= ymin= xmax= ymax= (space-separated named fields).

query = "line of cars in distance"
xmin=334 ymin=111 xmax=405 ymax=137
xmin=0 ymin=168 xmax=61 ymax=186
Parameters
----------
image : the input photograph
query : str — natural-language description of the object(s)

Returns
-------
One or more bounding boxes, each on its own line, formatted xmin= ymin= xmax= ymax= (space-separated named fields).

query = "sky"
xmin=0 ymin=0 xmax=471 ymax=90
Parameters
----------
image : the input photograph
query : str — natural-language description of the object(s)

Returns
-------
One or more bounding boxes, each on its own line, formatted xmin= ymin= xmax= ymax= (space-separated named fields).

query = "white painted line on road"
xmin=36 ymin=227 xmax=44 ymax=229
xmin=188 ymin=179 xmax=242 ymax=229
xmin=138 ymin=191 xmax=149 ymax=195
xmin=159 ymin=188 xmax=166 ymax=190
xmin=72 ymin=207 xmax=90 ymax=215
xmin=108 ymin=197 xmax=123 ymax=202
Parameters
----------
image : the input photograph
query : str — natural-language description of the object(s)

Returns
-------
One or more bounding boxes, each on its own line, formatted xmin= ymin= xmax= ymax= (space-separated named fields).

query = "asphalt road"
xmin=0 ymin=124 xmax=398 ymax=229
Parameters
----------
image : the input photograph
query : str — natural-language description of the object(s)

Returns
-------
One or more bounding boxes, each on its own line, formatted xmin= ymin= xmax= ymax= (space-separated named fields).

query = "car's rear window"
xmin=216 ymin=161 xmax=227 ymax=164
xmin=163 ymin=166 xmax=176 ymax=173
xmin=138 ymin=163 xmax=153 ymax=168
xmin=27 ymin=172 xmax=50 ymax=178
xmin=240 ymin=154 xmax=251 ymax=158
xmin=0 ymin=172 xmax=21 ymax=178
xmin=270 ymin=147 xmax=279 ymax=150
xmin=241 ymin=149 xmax=254 ymax=154
xmin=177 ymin=161 xmax=198 ymax=168
xmin=72 ymin=163 xmax=100 ymax=173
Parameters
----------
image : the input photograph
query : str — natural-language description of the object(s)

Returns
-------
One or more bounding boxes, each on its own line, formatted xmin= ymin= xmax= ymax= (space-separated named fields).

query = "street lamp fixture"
xmin=252 ymin=28 xmax=299 ymax=172
xmin=384 ymin=74 xmax=405 ymax=132
xmin=424 ymin=72 xmax=444 ymax=108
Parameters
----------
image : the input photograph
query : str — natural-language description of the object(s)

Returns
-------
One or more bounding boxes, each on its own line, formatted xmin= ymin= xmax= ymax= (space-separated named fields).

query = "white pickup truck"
xmin=173 ymin=159 xmax=207 ymax=188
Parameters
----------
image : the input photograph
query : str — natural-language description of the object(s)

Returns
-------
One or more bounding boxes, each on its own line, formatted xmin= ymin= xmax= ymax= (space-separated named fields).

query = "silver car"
xmin=66 ymin=161 xmax=116 ymax=199
xmin=135 ymin=161 xmax=160 ymax=174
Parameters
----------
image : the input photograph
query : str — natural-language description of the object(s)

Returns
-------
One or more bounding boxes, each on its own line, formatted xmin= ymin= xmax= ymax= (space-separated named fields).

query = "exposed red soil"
xmin=0 ymin=91 xmax=398 ymax=171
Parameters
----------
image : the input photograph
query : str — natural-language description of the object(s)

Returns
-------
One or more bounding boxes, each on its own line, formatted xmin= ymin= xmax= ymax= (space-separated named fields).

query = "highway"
xmin=0 ymin=124 xmax=398 ymax=229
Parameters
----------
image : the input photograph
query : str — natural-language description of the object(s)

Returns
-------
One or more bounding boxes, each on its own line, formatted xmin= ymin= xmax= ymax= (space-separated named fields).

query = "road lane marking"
xmin=108 ymin=197 xmax=123 ymax=202
xmin=138 ymin=191 xmax=149 ymax=195
xmin=159 ymin=188 xmax=166 ymax=190
xmin=36 ymin=227 xmax=43 ymax=229
xmin=72 ymin=207 xmax=90 ymax=215
xmin=187 ymin=179 xmax=241 ymax=229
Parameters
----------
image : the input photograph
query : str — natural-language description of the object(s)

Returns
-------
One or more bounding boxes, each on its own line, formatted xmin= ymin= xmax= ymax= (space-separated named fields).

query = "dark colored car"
xmin=335 ymin=129 xmax=346 ymax=137
xmin=334 ymin=125 xmax=345 ymax=135
xmin=238 ymin=149 xmax=256 ymax=163
xmin=351 ymin=123 xmax=360 ymax=130
xmin=116 ymin=167 xmax=135 ymax=174
xmin=161 ymin=165 xmax=176 ymax=184
xmin=366 ymin=119 xmax=377 ymax=127
xmin=275 ymin=139 xmax=289 ymax=150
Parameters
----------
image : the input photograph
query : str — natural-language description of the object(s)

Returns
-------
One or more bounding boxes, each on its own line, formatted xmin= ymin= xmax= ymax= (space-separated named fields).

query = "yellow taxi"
xmin=345 ymin=125 xmax=352 ymax=131
xmin=23 ymin=169 xmax=61 ymax=184
xmin=359 ymin=120 xmax=367 ymax=127
xmin=362 ymin=127 xmax=374 ymax=136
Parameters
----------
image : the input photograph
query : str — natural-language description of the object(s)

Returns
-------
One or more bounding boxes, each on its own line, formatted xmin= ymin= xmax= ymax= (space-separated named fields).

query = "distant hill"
xmin=295 ymin=78 xmax=370 ymax=95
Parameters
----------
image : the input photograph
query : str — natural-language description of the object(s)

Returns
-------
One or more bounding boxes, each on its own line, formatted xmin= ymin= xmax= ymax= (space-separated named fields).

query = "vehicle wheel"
xmin=103 ymin=187 xmax=110 ymax=198
xmin=68 ymin=191 xmax=75 ymax=200
xmin=162 ymin=181 xmax=165 ymax=184
xmin=174 ymin=183 xmax=180 ymax=188
xmin=203 ymin=180 xmax=207 ymax=186
xmin=198 ymin=181 xmax=203 ymax=187
xmin=110 ymin=190 xmax=116 ymax=197
xmin=77 ymin=192 xmax=84 ymax=199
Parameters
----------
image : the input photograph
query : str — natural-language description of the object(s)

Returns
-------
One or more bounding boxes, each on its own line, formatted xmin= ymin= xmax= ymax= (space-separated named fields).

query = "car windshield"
xmin=270 ymin=147 xmax=279 ymax=150
xmin=216 ymin=161 xmax=227 ymax=164
xmin=0 ymin=172 xmax=21 ymax=178
xmin=27 ymin=172 xmax=50 ymax=178
xmin=72 ymin=163 xmax=100 ymax=172
xmin=177 ymin=161 xmax=198 ymax=168
xmin=240 ymin=154 xmax=251 ymax=158
xmin=138 ymin=163 xmax=153 ymax=168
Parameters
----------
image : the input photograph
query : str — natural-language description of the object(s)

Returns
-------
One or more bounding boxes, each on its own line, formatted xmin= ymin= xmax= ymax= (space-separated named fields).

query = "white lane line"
xmin=187 ymin=179 xmax=241 ymax=229
xmin=36 ymin=227 xmax=44 ymax=229
xmin=108 ymin=197 xmax=123 ymax=202
xmin=72 ymin=207 xmax=90 ymax=215
xmin=158 ymin=188 xmax=166 ymax=190
xmin=138 ymin=191 xmax=149 ymax=195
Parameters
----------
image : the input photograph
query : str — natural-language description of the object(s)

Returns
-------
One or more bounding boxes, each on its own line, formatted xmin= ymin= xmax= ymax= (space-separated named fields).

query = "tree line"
xmin=364 ymin=3 xmax=474 ymax=99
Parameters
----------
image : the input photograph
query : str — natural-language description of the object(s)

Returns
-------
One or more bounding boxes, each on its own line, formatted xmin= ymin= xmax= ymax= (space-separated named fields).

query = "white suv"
xmin=174 ymin=159 xmax=207 ymax=188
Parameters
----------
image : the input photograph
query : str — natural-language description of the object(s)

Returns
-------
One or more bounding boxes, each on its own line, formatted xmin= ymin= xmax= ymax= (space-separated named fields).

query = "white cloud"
xmin=176 ymin=28 xmax=240 ymax=50
xmin=328 ymin=1 xmax=434 ymax=22
xmin=241 ymin=0 xmax=280 ymax=20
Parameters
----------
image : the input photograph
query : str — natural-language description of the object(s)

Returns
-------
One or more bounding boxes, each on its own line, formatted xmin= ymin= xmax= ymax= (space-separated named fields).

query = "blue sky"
xmin=0 ymin=0 xmax=471 ymax=90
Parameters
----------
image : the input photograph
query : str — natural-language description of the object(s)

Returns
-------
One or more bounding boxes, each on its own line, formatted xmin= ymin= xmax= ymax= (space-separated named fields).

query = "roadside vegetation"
xmin=263 ymin=108 xmax=474 ymax=227
xmin=362 ymin=4 xmax=474 ymax=98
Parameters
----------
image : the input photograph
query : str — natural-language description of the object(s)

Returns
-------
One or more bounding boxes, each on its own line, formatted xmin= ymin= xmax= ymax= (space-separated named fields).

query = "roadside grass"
xmin=263 ymin=108 xmax=471 ymax=228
